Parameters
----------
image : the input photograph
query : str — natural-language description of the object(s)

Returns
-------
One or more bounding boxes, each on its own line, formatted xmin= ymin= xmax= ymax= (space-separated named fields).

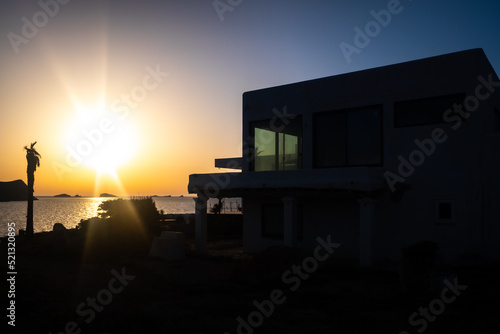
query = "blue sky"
xmin=1 ymin=0 xmax=499 ymax=195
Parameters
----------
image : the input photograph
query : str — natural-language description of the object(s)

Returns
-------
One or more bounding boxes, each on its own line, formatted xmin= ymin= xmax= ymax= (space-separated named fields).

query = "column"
xmin=194 ymin=195 xmax=208 ymax=253
xmin=282 ymin=197 xmax=298 ymax=247
xmin=358 ymin=197 xmax=377 ymax=267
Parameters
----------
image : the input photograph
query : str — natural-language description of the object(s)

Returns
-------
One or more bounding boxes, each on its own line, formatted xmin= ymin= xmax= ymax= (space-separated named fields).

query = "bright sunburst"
xmin=64 ymin=105 xmax=139 ymax=178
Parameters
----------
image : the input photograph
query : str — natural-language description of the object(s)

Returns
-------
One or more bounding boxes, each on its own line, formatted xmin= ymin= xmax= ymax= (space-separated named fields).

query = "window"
xmin=394 ymin=93 xmax=465 ymax=128
xmin=435 ymin=200 xmax=455 ymax=223
xmin=251 ymin=116 xmax=302 ymax=171
xmin=313 ymin=106 xmax=382 ymax=168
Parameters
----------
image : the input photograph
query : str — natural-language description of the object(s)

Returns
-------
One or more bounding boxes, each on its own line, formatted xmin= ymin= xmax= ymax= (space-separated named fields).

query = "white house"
xmin=188 ymin=49 xmax=500 ymax=266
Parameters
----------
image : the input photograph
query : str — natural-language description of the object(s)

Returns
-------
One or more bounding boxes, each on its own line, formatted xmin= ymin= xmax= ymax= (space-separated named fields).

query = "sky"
xmin=0 ymin=0 xmax=499 ymax=196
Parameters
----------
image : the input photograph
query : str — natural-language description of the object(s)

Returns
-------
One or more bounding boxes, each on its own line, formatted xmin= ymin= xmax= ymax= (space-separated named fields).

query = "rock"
xmin=52 ymin=223 xmax=70 ymax=249
xmin=0 ymin=179 xmax=38 ymax=202
xmin=53 ymin=223 xmax=66 ymax=232
xmin=54 ymin=193 xmax=71 ymax=198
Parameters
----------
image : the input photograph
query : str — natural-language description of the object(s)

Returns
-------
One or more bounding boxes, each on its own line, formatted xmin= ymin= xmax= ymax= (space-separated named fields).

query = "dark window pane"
xmin=348 ymin=108 xmax=382 ymax=165
xmin=313 ymin=106 xmax=382 ymax=168
xmin=438 ymin=202 xmax=453 ymax=220
xmin=314 ymin=112 xmax=347 ymax=167
xmin=394 ymin=94 xmax=465 ymax=127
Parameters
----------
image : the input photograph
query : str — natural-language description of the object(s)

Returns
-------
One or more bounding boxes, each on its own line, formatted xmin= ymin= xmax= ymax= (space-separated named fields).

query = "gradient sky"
xmin=1 ymin=0 xmax=499 ymax=196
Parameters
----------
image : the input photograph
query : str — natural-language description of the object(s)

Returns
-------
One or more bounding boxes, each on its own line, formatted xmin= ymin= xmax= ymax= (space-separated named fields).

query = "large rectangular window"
xmin=313 ymin=106 xmax=382 ymax=168
xmin=394 ymin=93 xmax=465 ymax=127
xmin=251 ymin=116 xmax=302 ymax=171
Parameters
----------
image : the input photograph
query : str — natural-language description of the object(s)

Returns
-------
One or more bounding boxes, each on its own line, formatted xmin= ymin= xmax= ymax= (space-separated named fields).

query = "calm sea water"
xmin=0 ymin=196 xmax=241 ymax=237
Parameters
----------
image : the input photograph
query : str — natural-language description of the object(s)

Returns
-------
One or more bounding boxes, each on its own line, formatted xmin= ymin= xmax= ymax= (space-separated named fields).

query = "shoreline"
xmin=0 ymin=195 xmax=242 ymax=237
xmin=0 ymin=213 xmax=242 ymax=238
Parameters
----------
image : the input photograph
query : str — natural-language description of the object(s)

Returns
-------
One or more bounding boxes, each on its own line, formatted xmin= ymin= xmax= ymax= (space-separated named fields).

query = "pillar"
xmin=194 ymin=195 xmax=208 ymax=253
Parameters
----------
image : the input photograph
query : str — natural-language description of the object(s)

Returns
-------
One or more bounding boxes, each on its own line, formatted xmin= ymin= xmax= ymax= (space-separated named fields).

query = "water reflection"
xmin=0 ymin=196 xmax=241 ymax=237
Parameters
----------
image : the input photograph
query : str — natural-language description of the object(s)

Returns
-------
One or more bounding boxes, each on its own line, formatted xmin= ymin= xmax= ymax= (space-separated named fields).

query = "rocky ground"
xmin=2 ymin=229 xmax=499 ymax=334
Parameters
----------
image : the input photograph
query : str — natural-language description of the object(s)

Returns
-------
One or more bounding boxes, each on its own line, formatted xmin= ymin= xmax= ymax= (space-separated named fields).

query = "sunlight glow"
xmin=64 ymin=105 xmax=139 ymax=177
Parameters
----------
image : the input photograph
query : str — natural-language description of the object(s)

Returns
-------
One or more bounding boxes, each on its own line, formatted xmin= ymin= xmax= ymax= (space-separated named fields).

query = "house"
xmin=188 ymin=48 xmax=500 ymax=266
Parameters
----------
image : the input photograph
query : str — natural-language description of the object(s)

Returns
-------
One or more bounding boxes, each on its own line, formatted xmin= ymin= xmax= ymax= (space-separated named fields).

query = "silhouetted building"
xmin=188 ymin=48 xmax=500 ymax=266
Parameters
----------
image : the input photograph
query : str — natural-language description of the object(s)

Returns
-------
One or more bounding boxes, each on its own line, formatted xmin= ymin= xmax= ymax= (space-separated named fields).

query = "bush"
xmin=78 ymin=197 xmax=161 ymax=259
xmin=98 ymin=196 xmax=160 ymax=226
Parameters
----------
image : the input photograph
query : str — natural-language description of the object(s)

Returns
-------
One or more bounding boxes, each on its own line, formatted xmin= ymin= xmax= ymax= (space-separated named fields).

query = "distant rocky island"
xmin=0 ymin=179 xmax=38 ymax=202
xmin=54 ymin=194 xmax=71 ymax=198
xmin=100 ymin=193 xmax=117 ymax=197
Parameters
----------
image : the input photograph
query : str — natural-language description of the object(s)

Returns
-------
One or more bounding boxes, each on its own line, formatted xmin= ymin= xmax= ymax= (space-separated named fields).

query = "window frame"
xmin=250 ymin=115 xmax=302 ymax=172
xmin=394 ymin=93 xmax=466 ymax=128
xmin=435 ymin=200 xmax=456 ymax=224
xmin=313 ymin=105 xmax=383 ymax=168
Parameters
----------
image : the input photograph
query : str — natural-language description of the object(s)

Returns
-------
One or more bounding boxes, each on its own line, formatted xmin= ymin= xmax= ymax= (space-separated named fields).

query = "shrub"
xmin=78 ymin=197 xmax=161 ymax=259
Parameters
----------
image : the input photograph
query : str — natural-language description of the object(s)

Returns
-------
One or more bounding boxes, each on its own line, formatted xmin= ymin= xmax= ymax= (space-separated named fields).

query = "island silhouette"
xmin=99 ymin=193 xmax=117 ymax=197
xmin=0 ymin=179 xmax=38 ymax=202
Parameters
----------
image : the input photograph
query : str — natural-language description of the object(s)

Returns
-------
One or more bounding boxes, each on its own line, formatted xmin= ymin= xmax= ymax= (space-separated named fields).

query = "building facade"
xmin=188 ymin=49 xmax=500 ymax=266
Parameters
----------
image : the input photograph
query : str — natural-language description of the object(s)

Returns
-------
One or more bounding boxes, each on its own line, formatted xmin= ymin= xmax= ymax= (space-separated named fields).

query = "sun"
xmin=64 ymin=106 xmax=139 ymax=177
xmin=86 ymin=124 xmax=137 ymax=176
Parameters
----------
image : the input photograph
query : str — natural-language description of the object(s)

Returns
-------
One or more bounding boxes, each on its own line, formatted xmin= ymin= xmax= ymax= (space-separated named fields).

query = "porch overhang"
xmin=188 ymin=167 xmax=387 ymax=263
xmin=188 ymin=167 xmax=388 ymax=197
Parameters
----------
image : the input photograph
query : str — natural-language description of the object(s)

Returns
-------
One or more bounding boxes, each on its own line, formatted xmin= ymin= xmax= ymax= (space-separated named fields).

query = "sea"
xmin=0 ymin=196 xmax=242 ymax=237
